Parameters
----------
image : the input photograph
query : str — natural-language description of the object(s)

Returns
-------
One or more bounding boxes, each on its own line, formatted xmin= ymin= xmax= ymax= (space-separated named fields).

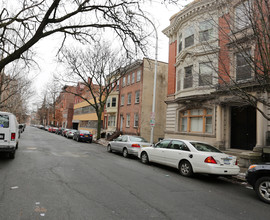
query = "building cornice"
xmin=162 ymin=0 xmax=219 ymax=38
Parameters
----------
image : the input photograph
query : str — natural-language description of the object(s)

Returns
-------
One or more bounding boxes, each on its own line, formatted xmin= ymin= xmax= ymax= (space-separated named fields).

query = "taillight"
xmin=131 ymin=144 xmax=140 ymax=148
xmin=90 ymin=134 xmax=93 ymax=137
xmin=204 ymin=156 xmax=217 ymax=164
xmin=235 ymin=160 xmax=238 ymax=165
xmin=80 ymin=134 xmax=84 ymax=136
xmin=11 ymin=133 xmax=16 ymax=141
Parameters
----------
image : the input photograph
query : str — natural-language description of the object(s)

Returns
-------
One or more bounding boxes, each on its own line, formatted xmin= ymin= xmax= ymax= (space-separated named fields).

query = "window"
xmin=179 ymin=108 xmax=213 ymax=133
xmin=236 ymin=49 xmax=252 ymax=81
xmin=199 ymin=62 xmax=213 ymax=86
xmin=135 ymin=91 xmax=140 ymax=103
xmin=116 ymin=80 xmax=119 ymax=90
xmin=0 ymin=115 xmax=9 ymax=128
xmin=184 ymin=65 xmax=193 ymax=89
xmin=199 ymin=20 xmax=213 ymax=42
xmin=137 ymin=70 xmax=141 ymax=82
xmin=106 ymin=98 xmax=111 ymax=107
xmin=108 ymin=115 xmax=116 ymax=127
xmin=127 ymin=93 xmax=132 ymax=105
xmin=122 ymin=77 xmax=126 ymax=87
xmin=184 ymin=27 xmax=194 ymax=48
xmin=132 ymin=72 xmax=135 ymax=83
xmin=178 ymin=34 xmax=182 ymax=53
xmin=112 ymin=97 xmax=117 ymax=107
xmin=155 ymin=140 xmax=171 ymax=148
xmin=127 ymin=74 xmax=130 ymax=85
xmin=121 ymin=95 xmax=124 ymax=106
xmin=134 ymin=113 xmax=139 ymax=127
xmin=126 ymin=114 xmax=130 ymax=127
xmin=170 ymin=140 xmax=190 ymax=151
xmin=235 ymin=1 xmax=252 ymax=29
xmin=176 ymin=70 xmax=181 ymax=91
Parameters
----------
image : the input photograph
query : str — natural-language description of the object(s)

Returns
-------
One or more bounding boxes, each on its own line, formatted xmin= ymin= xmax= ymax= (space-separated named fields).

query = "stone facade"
xmin=163 ymin=0 xmax=270 ymax=154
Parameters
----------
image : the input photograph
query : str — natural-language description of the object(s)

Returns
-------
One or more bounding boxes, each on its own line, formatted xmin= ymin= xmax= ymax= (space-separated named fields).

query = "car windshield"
xmin=0 ymin=115 xmax=9 ymax=128
xmin=190 ymin=142 xmax=222 ymax=153
xmin=129 ymin=136 xmax=147 ymax=142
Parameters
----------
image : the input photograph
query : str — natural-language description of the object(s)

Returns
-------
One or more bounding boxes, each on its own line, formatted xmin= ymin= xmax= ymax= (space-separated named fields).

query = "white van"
xmin=0 ymin=112 xmax=19 ymax=159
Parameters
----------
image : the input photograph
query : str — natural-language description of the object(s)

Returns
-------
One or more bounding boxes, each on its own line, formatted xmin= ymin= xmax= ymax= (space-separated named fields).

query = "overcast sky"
xmin=29 ymin=0 xmax=192 ymax=109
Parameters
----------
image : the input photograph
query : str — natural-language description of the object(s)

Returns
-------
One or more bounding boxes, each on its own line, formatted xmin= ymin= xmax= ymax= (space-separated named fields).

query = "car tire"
xmin=107 ymin=145 xmax=112 ymax=153
xmin=179 ymin=160 xmax=193 ymax=177
xmin=89 ymin=140 xmax=92 ymax=144
xmin=141 ymin=152 xmax=149 ymax=164
xmin=254 ymin=176 xmax=270 ymax=204
xmin=123 ymin=148 xmax=128 ymax=158
xmin=9 ymin=152 xmax=15 ymax=159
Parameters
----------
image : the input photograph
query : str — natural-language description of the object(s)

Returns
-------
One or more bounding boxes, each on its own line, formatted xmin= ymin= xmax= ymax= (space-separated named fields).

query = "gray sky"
xmin=29 ymin=1 xmax=192 ymax=108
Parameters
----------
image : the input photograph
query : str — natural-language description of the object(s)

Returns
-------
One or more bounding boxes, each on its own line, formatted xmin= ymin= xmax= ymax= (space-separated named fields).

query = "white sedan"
xmin=139 ymin=139 xmax=240 ymax=177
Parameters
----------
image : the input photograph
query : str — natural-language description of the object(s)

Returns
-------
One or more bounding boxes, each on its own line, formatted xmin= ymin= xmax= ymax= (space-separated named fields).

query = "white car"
xmin=0 ymin=112 xmax=19 ymax=159
xmin=139 ymin=139 xmax=240 ymax=177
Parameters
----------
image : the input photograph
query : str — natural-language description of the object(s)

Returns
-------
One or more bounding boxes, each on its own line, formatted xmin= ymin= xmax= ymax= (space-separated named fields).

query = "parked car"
xmin=73 ymin=130 xmax=92 ymax=143
xmin=48 ymin=126 xmax=53 ymax=132
xmin=66 ymin=129 xmax=77 ymax=139
xmin=107 ymin=135 xmax=151 ymax=158
xmin=56 ymin=127 xmax=64 ymax=135
xmin=246 ymin=163 xmax=270 ymax=204
xmin=62 ymin=128 xmax=70 ymax=137
xmin=0 ymin=112 xmax=19 ymax=159
xmin=51 ymin=127 xmax=58 ymax=133
xmin=139 ymin=139 xmax=240 ymax=177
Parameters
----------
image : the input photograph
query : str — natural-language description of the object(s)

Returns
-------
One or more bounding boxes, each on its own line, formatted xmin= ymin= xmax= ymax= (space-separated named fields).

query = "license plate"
xmin=85 ymin=135 xmax=88 ymax=137
xmin=223 ymin=159 xmax=231 ymax=165
xmin=0 ymin=134 xmax=4 ymax=140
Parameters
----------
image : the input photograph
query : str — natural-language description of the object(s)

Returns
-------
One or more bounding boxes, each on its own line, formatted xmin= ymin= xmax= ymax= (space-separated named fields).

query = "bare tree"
xmin=0 ymin=0 xmax=180 ymax=74
xmin=59 ymin=41 xmax=130 ymax=139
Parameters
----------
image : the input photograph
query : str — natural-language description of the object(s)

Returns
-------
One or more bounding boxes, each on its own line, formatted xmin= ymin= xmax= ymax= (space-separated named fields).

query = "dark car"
xmin=73 ymin=130 xmax=93 ymax=143
xmin=246 ymin=163 xmax=270 ymax=204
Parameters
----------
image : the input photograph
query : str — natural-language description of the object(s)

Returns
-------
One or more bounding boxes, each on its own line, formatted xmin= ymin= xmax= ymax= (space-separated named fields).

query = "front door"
xmin=231 ymin=106 xmax=256 ymax=150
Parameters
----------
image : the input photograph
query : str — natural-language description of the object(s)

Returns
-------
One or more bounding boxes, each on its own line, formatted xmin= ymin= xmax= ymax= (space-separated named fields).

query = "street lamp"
xmin=128 ymin=11 xmax=158 ymax=144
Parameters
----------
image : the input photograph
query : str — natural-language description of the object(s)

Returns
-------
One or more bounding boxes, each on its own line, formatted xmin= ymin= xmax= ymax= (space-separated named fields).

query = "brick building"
xmin=162 ymin=0 xmax=270 ymax=161
xmin=111 ymin=58 xmax=168 ymax=143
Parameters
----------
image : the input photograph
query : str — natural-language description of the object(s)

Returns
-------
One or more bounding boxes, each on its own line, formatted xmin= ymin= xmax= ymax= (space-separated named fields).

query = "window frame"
xmin=135 ymin=90 xmax=140 ymax=103
xmin=121 ymin=95 xmax=125 ymax=106
xmin=137 ymin=70 xmax=141 ymax=82
xmin=126 ymin=114 xmax=130 ymax=127
xmin=111 ymin=97 xmax=117 ymax=107
xmin=127 ymin=93 xmax=132 ymax=105
xmin=134 ymin=113 xmax=139 ymax=127
xmin=179 ymin=108 xmax=213 ymax=134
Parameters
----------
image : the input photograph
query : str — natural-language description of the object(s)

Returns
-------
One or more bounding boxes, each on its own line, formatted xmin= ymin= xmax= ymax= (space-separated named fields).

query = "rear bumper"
xmin=0 ymin=146 xmax=16 ymax=153
xmin=199 ymin=165 xmax=240 ymax=176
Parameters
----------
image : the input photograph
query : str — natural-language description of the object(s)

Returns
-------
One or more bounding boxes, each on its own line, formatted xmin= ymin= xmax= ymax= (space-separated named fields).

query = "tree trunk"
xmin=96 ymin=110 xmax=103 ymax=140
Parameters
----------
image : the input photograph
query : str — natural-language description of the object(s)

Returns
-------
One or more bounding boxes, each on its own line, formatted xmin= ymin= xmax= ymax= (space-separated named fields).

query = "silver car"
xmin=107 ymin=135 xmax=151 ymax=158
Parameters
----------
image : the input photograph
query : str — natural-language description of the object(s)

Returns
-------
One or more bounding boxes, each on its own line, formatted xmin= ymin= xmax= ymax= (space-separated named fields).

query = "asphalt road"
xmin=0 ymin=127 xmax=269 ymax=220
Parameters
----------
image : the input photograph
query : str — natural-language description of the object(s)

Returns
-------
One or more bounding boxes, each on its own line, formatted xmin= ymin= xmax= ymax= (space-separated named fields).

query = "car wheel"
xmin=179 ymin=160 xmax=193 ymax=177
xmin=89 ymin=140 xmax=92 ymax=143
xmin=141 ymin=152 xmax=149 ymax=164
xmin=123 ymin=148 xmax=128 ymax=158
xmin=255 ymin=177 xmax=270 ymax=204
xmin=9 ymin=152 xmax=15 ymax=159
xmin=107 ymin=145 xmax=112 ymax=153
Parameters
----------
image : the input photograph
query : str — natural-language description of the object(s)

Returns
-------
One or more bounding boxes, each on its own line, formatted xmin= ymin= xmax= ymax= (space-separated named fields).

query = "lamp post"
xmin=149 ymin=21 xmax=158 ymax=144
xmin=128 ymin=11 xmax=158 ymax=143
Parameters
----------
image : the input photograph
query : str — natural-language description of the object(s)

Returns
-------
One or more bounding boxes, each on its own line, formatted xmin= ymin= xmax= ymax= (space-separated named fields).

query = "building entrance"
xmin=231 ymin=106 xmax=256 ymax=150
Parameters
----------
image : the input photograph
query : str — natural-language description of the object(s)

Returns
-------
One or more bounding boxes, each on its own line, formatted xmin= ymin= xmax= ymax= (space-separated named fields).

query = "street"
xmin=0 ymin=127 xmax=269 ymax=220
